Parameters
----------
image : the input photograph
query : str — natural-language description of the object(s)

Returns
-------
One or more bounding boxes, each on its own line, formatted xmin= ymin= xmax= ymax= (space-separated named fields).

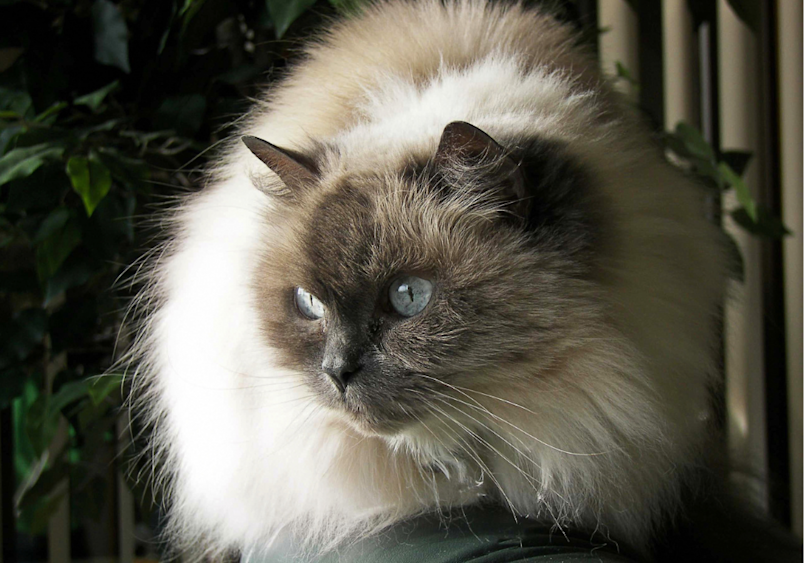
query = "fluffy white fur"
xmin=127 ymin=1 xmax=726 ymax=559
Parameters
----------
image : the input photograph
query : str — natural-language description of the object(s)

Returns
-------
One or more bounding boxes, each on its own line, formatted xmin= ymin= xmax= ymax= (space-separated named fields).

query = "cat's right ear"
xmin=242 ymin=136 xmax=318 ymax=191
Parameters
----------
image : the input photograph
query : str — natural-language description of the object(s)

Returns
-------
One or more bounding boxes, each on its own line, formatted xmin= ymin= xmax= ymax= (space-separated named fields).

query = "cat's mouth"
xmin=314 ymin=372 xmax=420 ymax=437
xmin=337 ymin=392 xmax=411 ymax=437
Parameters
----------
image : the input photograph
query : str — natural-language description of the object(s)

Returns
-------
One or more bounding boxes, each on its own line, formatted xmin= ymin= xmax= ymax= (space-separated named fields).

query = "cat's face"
xmin=249 ymin=123 xmax=600 ymax=436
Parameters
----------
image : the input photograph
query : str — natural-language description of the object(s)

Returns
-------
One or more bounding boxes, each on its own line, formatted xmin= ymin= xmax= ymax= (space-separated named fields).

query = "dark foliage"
xmin=0 ymin=0 xmax=344 ymax=543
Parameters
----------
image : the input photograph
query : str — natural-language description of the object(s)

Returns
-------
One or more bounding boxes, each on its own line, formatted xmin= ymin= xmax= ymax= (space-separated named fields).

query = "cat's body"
xmin=128 ymin=1 xmax=732 ymax=560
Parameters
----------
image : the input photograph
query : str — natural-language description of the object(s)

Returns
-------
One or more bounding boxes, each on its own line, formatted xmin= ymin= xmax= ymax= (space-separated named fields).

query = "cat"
xmin=125 ymin=0 xmax=739 ymax=560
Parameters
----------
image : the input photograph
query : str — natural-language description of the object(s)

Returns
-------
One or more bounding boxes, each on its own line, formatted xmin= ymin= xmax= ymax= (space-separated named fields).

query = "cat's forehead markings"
xmin=302 ymin=180 xmax=377 ymax=297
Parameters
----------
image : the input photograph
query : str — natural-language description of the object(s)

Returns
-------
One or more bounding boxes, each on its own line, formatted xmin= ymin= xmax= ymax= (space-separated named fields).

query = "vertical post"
xmin=46 ymin=350 xmax=70 ymax=563
xmin=693 ymin=0 xmax=726 ymax=433
xmin=696 ymin=0 xmax=721 ymax=154
xmin=662 ymin=0 xmax=699 ymax=128
xmin=757 ymin=0 xmax=790 ymax=528
xmin=718 ymin=0 xmax=769 ymax=512
xmin=47 ymin=477 xmax=70 ymax=563
xmin=776 ymin=0 xmax=803 ymax=538
xmin=598 ymin=0 xmax=639 ymax=99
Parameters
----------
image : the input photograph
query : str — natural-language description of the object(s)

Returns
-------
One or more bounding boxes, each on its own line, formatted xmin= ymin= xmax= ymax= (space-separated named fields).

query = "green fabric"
xmin=244 ymin=508 xmax=642 ymax=563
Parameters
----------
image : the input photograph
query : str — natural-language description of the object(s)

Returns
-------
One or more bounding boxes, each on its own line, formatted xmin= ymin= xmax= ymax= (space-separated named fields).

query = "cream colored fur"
xmin=127 ymin=1 xmax=726 ymax=559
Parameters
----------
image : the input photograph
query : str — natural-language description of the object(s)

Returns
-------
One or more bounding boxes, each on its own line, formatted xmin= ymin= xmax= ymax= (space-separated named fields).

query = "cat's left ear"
xmin=433 ymin=121 xmax=527 ymax=213
xmin=242 ymin=135 xmax=318 ymax=191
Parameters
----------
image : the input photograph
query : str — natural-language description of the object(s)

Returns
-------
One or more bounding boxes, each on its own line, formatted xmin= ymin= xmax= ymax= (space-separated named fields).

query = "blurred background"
xmin=0 ymin=0 xmax=800 ymax=561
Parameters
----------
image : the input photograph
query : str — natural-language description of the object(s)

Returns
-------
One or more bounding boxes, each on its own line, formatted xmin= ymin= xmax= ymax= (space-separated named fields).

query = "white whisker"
xmin=414 ymin=374 xmax=612 ymax=457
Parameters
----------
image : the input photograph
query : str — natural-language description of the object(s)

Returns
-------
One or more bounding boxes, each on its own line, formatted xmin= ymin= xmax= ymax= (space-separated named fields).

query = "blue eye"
xmin=389 ymin=275 xmax=433 ymax=317
xmin=295 ymin=287 xmax=325 ymax=319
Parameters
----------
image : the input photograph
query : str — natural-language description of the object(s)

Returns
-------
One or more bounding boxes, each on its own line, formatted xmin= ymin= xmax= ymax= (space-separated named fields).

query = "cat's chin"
xmin=345 ymin=416 xmax=403 ymax=438
xmin=333 ymin=403 xmax=409 ymax=438
xmin=333 ymin=400 xmax=450 ymax=449
xmin=316 ymin=392 xmax=403 ymax=437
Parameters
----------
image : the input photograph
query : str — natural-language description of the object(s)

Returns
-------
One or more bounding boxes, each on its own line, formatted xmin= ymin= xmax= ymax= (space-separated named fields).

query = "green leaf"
xmin=719 ymin=162 xmax=756 ymax=220
xmin=33 ymin=102 xmax=68 ymax=125
xmin=328 ymin=0 xmax=365 ymax=15
xmin=26 ymin=394 xmax=59 ymax=456
xmin=151 ymin=1 xmax=178 ymax=55
xmin=92 ymin=0 xmax=131 ymax=73
xmin=266 ymin=0 xmax=318 ymax=38
xmin=77 ymin=398 xmax=113 ymax=432
xmin=694 ymin=159 xmax=724 ymax=189
xmin=154 ymin=95 xmax=206 ymax=135
xmin=0 ymin=144 xmax=65 ymax=186
xmin=0 ymin=86 xmax=33 ymax=117
xmin=76 ymin=118 xmax=125 ymax=141
xmin=67 ymin=154 xmax=112 ymax=217
xmin=731 ymin=206 xmax=792 ymax=239
xmin=11 ymin=126 xmax=75 ymax=150
xmin=87 ymin=375 xmax=123 ymax=406
xmin=49 ymin=379 xmax=92 ymax=415
xmin=180 ymin=0 xmax=206 ymax=17
xmin=614 ymin=61 xmax=639 ymax=88
xmin=43 ymin=252 xmax=95 ymax=305
xmin=0 ymin=308 xmax=47 ymax=369
xmin=16 ymin=455 xmax=69 ymax=513
xmin=35 ymin=216 xmax=81 ymax=282
xmin=74 ymin=80 xmax=120 ymax=111
xmin=674 ymin=122 xmax=714 ymax=162
xmin=0 ymin=125 xmax=22 ymax=154
xmin=95 ymin=147 xmax=150 ymax=189
xmin=663 ymin=131 xmax=694 ymax=159
xmin=13 ymin=379 xmax=42 ymax=485
xmin=32 ymin=208 xmax=71 ymax=245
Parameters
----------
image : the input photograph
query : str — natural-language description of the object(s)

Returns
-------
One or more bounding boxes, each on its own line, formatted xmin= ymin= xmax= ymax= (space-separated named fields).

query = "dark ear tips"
xmin=434 ymin=121 xmax=527 ymax=209
xmin=242 ymin=135 xmax=318 ymax=188
xmin=436 ymin=121 xmax=503 ymax=162
xmin=241 ymin=135 xmax=267 ymax=157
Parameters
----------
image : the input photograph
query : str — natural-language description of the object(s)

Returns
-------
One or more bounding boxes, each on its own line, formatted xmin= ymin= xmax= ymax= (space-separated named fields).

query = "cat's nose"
xmin=321 ymin=354 xmax=360 ymax=393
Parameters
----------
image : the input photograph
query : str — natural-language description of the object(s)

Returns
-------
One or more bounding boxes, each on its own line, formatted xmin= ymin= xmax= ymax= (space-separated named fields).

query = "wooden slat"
xmin=775 ymin=0 xmax=803 ymax=536
xmin=757 ymin=0 xmax=791 ymax=528
xmin=598 ymin=0 xmax=639 ymax=99
xmin=718 ymin=0 xmax=770 ymax=511
xmin=662 ymin=0 xmax=699 ymax=127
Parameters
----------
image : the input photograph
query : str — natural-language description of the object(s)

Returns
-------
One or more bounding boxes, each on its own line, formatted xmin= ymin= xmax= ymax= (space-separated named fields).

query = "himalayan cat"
xmin=125 ymin=0 xmax=773 ymax=560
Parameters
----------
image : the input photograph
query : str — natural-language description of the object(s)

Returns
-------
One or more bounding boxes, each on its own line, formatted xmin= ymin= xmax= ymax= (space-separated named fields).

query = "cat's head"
xmin=245 ymin=122 xmax=602 ymax=437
